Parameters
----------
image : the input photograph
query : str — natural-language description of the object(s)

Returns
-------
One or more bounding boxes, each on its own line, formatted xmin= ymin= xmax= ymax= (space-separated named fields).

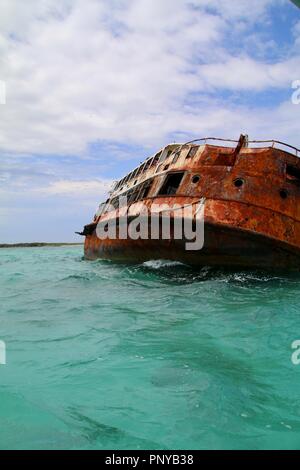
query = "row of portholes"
xmin=233 ymin=178 xmax=289 ymax=200
xmin=192 ymin=175 xmax=245 ymax=187
xmin=192 ymin=174 xmax=289 ymax=200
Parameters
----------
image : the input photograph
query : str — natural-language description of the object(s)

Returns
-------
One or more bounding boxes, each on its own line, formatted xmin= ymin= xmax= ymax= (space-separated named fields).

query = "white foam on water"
xmin=142 ymin=259 xmax=186 ymax=269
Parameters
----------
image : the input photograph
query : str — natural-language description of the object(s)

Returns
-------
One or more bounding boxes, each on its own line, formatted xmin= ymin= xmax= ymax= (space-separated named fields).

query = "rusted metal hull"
xmin=84 ymin=209 xmax=300 ymax=270
xmin=82 ymin=141 xmax=300 ymax=270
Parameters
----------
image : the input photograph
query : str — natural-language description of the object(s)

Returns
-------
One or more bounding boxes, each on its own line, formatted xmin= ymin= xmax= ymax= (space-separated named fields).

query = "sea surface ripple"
xmin=0 ymin=246 xmax=300 ymax=449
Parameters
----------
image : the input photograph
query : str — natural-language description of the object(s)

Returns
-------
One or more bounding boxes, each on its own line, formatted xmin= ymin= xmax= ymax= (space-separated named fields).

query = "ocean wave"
xmin=142 ymin=259 xmax=187 ymax=269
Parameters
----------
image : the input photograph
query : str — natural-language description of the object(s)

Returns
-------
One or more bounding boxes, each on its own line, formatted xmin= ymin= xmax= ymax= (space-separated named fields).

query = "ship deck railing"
xmin=110 ymin=137 xmax=300 ymax=194
xmin=186 ymin=137 xmax=300 ymax=158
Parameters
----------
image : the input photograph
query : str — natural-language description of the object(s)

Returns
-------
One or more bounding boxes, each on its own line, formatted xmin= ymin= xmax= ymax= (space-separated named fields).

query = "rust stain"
xmin=79 ymin=137 xmax=300 ymax=270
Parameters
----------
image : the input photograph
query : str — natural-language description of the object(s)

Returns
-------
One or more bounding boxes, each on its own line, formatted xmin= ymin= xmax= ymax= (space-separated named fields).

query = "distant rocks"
xmin=0 ymin=243 xmax=83 ymax=248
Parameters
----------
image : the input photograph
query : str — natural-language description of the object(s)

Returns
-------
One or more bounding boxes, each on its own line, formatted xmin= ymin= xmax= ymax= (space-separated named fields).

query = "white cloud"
xmin=200 ymin=56 xmax=300 ymax=91
xmin=0 ymin=0 xmax=298 ymax=158
xmin=0 ymin=0 xmax=299 ymax=243
xmin=294 ymin=19 xmax=300 ymax=47
xmin=196 ymin=0 xmax=276 ymax=20
xmin=41 ymin=179 xmax=112 ymax=196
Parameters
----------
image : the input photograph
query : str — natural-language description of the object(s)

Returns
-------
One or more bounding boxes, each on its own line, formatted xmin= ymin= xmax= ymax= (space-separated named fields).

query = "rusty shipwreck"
xmin=78 ymin=135 xmax=300 ymax=270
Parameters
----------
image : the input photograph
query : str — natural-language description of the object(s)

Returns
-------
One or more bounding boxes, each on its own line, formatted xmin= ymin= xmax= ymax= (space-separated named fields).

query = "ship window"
xmin=280 ymin=189 xmax=288 ymax=199
xmin=130 ymin=192 xmax=138 ymax=203
xmin=172 ymin=151 xmax=181 ymax=163
xmin=158 ymin=172 xmax=184 ymax=196
xmin=192 ymin=175 xmax=200 ymax=184
xmin=111 ymin=198 xmax=119 ymax=209
xmin=136 ymin=165 xmax=143 ymax=177
xmin=151 ymin=152 xmax=162 ymax=167
xmin=159 ymin=148 xmax=172 ymax=164
xmin=286 ymin=164 xmax=300 ymax=184
xmin=140 ymin=181 xmax=152 ymax=200
xmin=186 ymin=146 xmax=199 ymax=159
xmin=234 ymin=178 xmax=244 ymax=188
xmin=143 ymin=186 xmax=151 ymax=199
xmin=144 ymin=159 xmax=152 ymax=171
xmin=164 ymin=164 xmax=170 ymax=171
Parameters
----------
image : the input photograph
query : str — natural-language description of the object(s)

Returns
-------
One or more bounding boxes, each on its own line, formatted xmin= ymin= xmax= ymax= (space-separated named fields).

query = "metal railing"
xmin=185 ymin=137 xmax=300 ymax=157
xmin=110 ymin=137 xmax=300 ymax=197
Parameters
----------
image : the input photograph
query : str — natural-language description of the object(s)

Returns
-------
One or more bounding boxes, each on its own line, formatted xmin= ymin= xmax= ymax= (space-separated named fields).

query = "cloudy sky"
xmin=0 ymin=0 xmax=299 ymax=243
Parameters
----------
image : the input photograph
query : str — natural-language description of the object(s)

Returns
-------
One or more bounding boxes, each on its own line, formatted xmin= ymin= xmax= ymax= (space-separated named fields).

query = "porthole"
xmin=234 ymin=178 xmax=244 ymax=188
xmin=192 ymin=175 xmax=200 ymax=184
xmin=279 ymin=189 xmax=288 ymax=199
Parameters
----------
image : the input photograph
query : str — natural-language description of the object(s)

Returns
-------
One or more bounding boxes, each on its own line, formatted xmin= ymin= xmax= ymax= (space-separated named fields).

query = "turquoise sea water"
xmin=1 ymin=246 xmax=300 ymax=450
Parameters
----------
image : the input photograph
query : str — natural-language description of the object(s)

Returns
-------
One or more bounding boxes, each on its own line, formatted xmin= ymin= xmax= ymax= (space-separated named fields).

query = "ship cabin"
xmin=95 ymin=142 xmax=203 ymax=219
xmin=94 ymin=136 xmax=300 ymax=222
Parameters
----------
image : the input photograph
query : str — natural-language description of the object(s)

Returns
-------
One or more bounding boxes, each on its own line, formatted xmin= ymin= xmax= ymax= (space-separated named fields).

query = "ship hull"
xmin=84 ymin=223 xmax=300 ymax=270
xmin=81 ymin=139 xmax=300 ymax=271
xmin=84 ymin=198 xmax=300 ymax=270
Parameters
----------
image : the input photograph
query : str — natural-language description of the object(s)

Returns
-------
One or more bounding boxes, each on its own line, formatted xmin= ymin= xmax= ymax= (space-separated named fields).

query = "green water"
xmin=1 ymin=246 xmax=300 ymax=450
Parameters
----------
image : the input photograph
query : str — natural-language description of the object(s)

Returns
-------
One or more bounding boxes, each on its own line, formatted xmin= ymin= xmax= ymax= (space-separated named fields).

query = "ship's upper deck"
xmin=91 ymin=135 xmax=300 ymax=223
xmin=109 ymin=136 xmax=300 ymax=200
